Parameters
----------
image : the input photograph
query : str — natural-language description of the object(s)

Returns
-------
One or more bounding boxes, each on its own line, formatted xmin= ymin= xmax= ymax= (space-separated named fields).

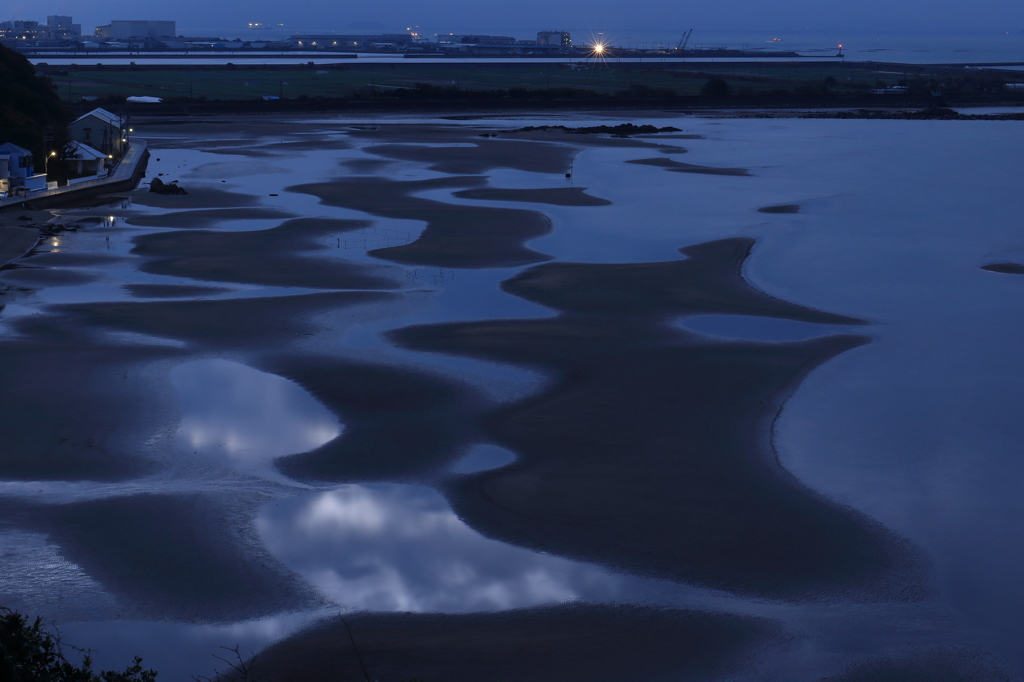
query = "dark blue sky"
xmin=9 ymin=0 xmax=1023 ymax=35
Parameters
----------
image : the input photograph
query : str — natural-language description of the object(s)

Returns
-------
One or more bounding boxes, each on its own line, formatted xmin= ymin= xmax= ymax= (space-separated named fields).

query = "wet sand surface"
xmin=58 ymin=291 xmax=399 ymax=349
xmin=2 ymin=116 xmax=1023 ymax=681
xmin=123 ymin=283 xmax=232 ymax=298
xmin=128 ymin=187 xmax=264 ymax=209
xmin=388 ymin=239 xmax=922 ymax=600
xmin=0 ymin=226 xmax=41 ymax=268
xmin=253 ymin=605 xmax=782 ymax=682
xmin=131 ymin=217 xmax=402 ymax=290
xmin=127 ymin=206 xmax=296 ymax=229
xmin=3 ymin=493 xmax=324 ymax=621
xmin=290 ymin=176 xmax=554 ymax=268
xmin=267 ymin=356 xmax=486 ymax=482
xmin=453 ymin=186 xmax=611 ymax=206
xmin=759 ymin=203 xmax=802 ymax=214
xmin=0 ymin=341 xmax=177 ymax=480
xmin=981 ymin=262 xmax=1024 ymax=275
xmin=362 ymin=140 xmax=575 ymax=175
xmin=627 ymin=156 xmax=752 ymax=176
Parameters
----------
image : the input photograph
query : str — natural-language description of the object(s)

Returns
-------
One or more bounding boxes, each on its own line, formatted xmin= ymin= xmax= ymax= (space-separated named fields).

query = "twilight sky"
xmin=7 ymin=0 xmax=1023 ymax=36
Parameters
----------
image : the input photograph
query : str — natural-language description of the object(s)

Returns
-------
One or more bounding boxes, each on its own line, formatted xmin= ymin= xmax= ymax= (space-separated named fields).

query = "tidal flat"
xmin=1 ymin=113 xmax=1023 ymax=681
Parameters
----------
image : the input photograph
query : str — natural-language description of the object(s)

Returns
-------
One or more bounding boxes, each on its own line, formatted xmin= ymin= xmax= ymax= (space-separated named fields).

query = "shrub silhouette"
xmin=0 ymin=607 xmax=158 ymax=681
xmin=700 ymin=78 xmax=731 ymax=97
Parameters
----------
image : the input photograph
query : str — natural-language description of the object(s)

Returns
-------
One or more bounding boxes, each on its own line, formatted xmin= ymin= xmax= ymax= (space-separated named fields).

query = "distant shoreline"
xmin=84 ymin=97 xmax=1024 ymax=119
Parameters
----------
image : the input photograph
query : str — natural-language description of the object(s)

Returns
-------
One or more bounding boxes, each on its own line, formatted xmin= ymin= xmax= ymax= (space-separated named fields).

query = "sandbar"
xmin=453 ymin=186 xmax=611 ymax=206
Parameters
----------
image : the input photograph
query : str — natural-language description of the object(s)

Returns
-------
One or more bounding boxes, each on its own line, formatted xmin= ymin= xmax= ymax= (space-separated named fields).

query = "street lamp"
xmin=45 ymin=151 xmax=56 ymax=177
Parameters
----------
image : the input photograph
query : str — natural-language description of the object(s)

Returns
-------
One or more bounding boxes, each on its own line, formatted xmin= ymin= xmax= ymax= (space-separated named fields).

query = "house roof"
xmin=71 ymin=108 xmax=123 ymax=128
xmin=65 ymin=140 xmax=107 ymax=161
xmin=0 ymin=142 xmax=32 ymax=155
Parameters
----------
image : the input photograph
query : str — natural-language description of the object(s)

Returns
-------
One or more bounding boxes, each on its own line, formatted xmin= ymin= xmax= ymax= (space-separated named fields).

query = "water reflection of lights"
xmin=258 ymin=485 xmax=623 ymax=613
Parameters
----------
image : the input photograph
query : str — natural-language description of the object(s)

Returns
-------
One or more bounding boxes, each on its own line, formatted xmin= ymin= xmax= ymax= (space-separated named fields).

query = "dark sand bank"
xmin=500 ymin=238 xmax=866 ymax=323
xmin=352 ymin=122 xmax=684 ymax=146
xmin=131 ymin=217 xmax=402 ymax=290
xmin=981 ymin=262 xmax=1024 ymax=275
xmin=124 ymin=283 xmax=232 ymax=298
xmin=823 ymin=647 xmax=1012 ymax=682
xmin=504 ymin=128 xmax=689 ymax=153
xmin=628 ymin=156 xmax=752 ymax=176
xmin=127 ymin=206 xmax=295 ymax=229
xmin=340 ymin=157 xmax=393 ymax=174
xmin=128 ymin=186 xmax=264 ymax=209
xmin=0 ymin=226 xmax=41 ymax=269
xmin=650 ymin=133 xmax=708 ymax=140
xmin=260 ymin=137 xmax=353 ymax=153
xmin=388 ymin=239 xmax=924 ymax=600
xmin=453 ymin=186 xmax=611 ymax=207
xmin=265 ymin=356 xmax=484 ymax=483
xmin=759 ymin=204 xmax=802 ymax=214
xmin=290 ymin=177 xmax=553 ymax=268
xmin=0 ymin=266 xmax=99 ymax=287
xmin=57 ymin=291 xmax=399 ymax=349
xmin=250 ymin=604 xmax=781 ymax=682
xmin=27 ymin=252 xmax=126 ymax=267
xmin=200 ymin=138 xmax=353 ymax=157
xmin=363 ymin=139 xmax=576 ymax=175
xmin=268 ymin=356 xmax=483 ymax=477
xmin=0 ymin=342 xmax=177 ymax=480
xmin=2 ymin=493 xmax=323 ymax=621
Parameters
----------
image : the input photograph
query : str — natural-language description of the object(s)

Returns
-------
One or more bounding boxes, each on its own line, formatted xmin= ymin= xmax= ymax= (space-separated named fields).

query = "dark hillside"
xmin=0 ymin=44 xmax=69 ymax=164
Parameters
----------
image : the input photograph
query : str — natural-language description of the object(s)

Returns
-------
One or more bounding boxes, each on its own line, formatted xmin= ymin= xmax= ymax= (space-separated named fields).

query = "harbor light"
xmin=593 ymin=43 xmax=605 ymax=54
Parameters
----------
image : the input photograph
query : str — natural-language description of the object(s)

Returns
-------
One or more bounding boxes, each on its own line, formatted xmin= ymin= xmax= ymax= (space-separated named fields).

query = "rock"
xmin=149 ymin=177 xmax=187 ymax=195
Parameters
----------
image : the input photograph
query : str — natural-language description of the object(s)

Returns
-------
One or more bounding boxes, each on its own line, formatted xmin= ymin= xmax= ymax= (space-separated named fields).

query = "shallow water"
xmin=170 ymin=359 xmax=341 ymax=480
xmin=2 ymin=113 xmax=1023 ymax=680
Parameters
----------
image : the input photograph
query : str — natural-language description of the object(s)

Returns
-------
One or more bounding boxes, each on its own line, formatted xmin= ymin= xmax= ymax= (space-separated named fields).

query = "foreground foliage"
xmin=0 ymin=44 xmax=69 ymax=165
xmin=0 ymin=608 xmax=157 ymax=682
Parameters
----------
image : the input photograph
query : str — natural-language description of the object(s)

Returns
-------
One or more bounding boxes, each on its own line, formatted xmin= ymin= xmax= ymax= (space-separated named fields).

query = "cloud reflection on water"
xmin=257 ymin=484 xmax=624 ymax=613
xmin=170 ymin=359 xmax=341 ymax=475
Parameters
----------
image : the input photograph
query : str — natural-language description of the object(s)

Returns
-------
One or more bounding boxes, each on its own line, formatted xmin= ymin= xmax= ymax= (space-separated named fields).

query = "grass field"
xmin=38 ymin=61 xmax=1011 ymax=103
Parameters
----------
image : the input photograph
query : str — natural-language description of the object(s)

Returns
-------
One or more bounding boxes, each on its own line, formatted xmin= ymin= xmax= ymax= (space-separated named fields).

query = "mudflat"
xmin=253 ymin=604 xmax=782 ymax=682
xmin=290 ymin=176 xmax=554 ymax=268
xmin=627 ymin=156 xmax=752 ymax=176
xmin=0 ymin=226 xmax=42 ymax=269
xmin=453 ymin=186 xmax=611 ymax=206
xmin=388 ymin=239 xmax=923 ymax=600
xmin=131 ymin=217 xmax=402 ymax=290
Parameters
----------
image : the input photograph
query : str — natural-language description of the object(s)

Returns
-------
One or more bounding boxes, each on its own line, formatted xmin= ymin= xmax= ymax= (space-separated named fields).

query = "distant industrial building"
xmin=290 ymin=33 xmax=419 ymax=49
xmin=537 ymin=31 xmax=571 ymax=47
xmin=0 ymin=20 xmax=47 ymax=42
xmin=47 ymin=15 xmax=81 ymax=40
xmin=435 ymin=33 xmax=562 ymax=55
xmin=0 ymin=16 xmax=80 ymax=44
xmin=95 ymin=20 xmax=176 ymax=40
xmin=453 ymin=35 xmax=516 ymax=45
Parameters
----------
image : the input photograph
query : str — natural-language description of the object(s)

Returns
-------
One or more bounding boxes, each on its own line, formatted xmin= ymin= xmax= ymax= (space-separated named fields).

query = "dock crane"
xmin=676 ymin=29 xmax=693 ymax=51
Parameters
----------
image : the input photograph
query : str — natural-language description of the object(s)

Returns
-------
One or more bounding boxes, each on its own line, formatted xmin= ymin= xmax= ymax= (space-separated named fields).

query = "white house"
xmin=68 ymin=108 xmax=127 ymax=158
xmin=64 ymin=140 xmax=108 ymax=178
